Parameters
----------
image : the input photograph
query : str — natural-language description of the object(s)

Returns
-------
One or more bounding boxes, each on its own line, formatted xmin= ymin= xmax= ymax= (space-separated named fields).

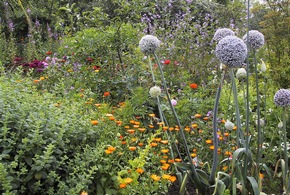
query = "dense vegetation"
xmin=0 ymin=0 xmax=289 ymax=194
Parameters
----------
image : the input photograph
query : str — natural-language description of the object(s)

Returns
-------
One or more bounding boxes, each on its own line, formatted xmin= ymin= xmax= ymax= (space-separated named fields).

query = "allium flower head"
xmin=236 ymin=68 xmax=247 ymax=79
xmin=274 ymin=89 xmax=290 ymax=107
xmin=149 ymin=86 xmax=161 ymax=98
xmin=215 ymin=36 xmax=247 ymax=68
xmin=139 ymin=35 xmax=160 ymax=55
xmin=213 ymin=28 xmax=235 ymax=42
xmin=225 ymin=120 xmax=235 ymax=130
xmin=243 ymin=30 xmax=265 ymax=50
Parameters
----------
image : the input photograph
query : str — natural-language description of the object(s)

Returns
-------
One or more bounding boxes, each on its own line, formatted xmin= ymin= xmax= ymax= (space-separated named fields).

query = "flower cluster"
xmin=22 ymin=60 xmax=48 ymax=72
xmin=243 ymin=30 xmax=265 ymax=50
xmin=139 ymin=35 xmax=160 ymax=55
xmin=215 ymin=36 xmax=247 ymax=68
xmin=236 ymin=68 xmax=247 ymax=79
xmin=149 ymin=86 xmax=161 ymax=98
xmin=213 ymin=28 xmax=235 ymax=42
xmin=274 ymin=89 xmax=290 ymax=107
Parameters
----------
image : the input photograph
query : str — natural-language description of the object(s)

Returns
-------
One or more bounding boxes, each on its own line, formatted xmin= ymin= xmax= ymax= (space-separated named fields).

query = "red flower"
xmin=190 ymin=83 xmax=198 ymax=89
xmin=46 ymin=51 xmax=52 ymax=55
xmin=86 ymin=57 xmax=93 ymax=62
xmin=164 ymin=60 xmax=171 ymax=65
xmin=104 ymin=92 xmax=110 ymax=97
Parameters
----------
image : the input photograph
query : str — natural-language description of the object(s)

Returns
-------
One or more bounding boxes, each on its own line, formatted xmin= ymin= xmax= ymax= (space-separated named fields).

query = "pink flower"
xmin=171 ymin=99 xmax=177 ymax=106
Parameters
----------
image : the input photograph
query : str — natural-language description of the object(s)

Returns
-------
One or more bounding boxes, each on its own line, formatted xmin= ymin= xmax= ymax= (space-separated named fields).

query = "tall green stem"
xmin=254 ymin=52 xmax=262 ymax=172
xmin=209 ymin=69 xmax=225 ymax=184
xmin=283 ymin=107 xmax=288 ymax=192
xmin=153 ymin=53 xmax=204 ymax=192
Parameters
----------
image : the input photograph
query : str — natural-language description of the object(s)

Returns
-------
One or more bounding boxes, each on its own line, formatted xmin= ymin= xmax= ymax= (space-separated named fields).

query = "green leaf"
xmin=247 ymin=176 xmax=260 ymax=195
xmin=179 ymin=171 xmax=189 ymax=195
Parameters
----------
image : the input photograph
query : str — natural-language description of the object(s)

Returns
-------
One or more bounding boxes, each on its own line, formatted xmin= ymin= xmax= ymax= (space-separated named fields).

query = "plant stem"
xmin=209 ymin=69 xmax=225 ymax=184
xmin=254 ymin=52 xmax=262 ymax=173
xmin=153 ymin=52 xmax=205 ymax=192
xmin=283 ymin=107 xmax=288 ymax=192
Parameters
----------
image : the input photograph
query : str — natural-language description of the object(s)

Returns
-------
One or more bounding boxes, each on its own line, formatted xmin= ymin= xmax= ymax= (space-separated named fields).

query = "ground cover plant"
xmin=0 ymin=0 xmax=290 ymax=194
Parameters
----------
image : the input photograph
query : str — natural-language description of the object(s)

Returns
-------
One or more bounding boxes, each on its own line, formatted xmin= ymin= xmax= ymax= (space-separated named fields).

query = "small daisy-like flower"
xmin=215 ymin=36 xmax=247 ymax=68
xmin=274 ymin=89 xmax=290 ymax=107
xmin=225 ymin=120 xmax=235 ymax=130
xmin=213 ymin=28 xmax=235 ymax=42
xmin=149 ymin=86 xmax=161 ymax=98
xmin=139 ymin=35 xmax=160 ymax=55
xmin=236 ymin=68 xmax=247 ymax=79
xmin=243 ymin=30 xmax=265 ymax=50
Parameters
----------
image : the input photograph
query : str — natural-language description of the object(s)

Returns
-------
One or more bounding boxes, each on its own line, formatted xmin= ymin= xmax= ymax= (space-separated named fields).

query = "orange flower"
xmin=119 ymin=183 xmax=126 ymax=188
xmin=105 ymin=149 xmax=113 ymax=154
xmin=233 ymin=126 xmax=237 ymax=130
xmin=91 ymin=120 xmax=99 ymax=125
xmin=148 ymin=124 xmax=154 ymax=129
xmin=224 ymin=132 xmax=230 ymax=137
xmin=224 ymin=151 xmax=232 ymax=156
xmin=46 ymin=51 xmax=52 ymax=55
xmin=103 ymin=92 xmax=110 ymax=97
xmin=206 ymin=140 xmax=213 ymax=144
xmin=160 ymin=159 xmax=167 ymax=164
xmin=124 ymin=178 xmax=133 ymax=184
xmin=190 ymin=153 xmax=197 ymax=158
xmin=162 ymin=174 xmax=171 ymax=180
xmin=161 ymin=149 xmax=169 ymax=154
xmin=203 ymin=117 xmax=209 ymax=121
xmin=150 ymin=142 xmax=158 ymax=147
xmin=160 ymin=140 xmax=169 ymax=144
xmin=148 ymin=113 xmax=155 ymax=117
xmin=95 ymin=103 xmax=102 ymax=107
xmin=138 ymin=128 xmax=146 ymax=133
xmin=116 ymin=120 xmax=122 ymax=126
xmin=209 ymin=145 xmax=215 ymax=150
xmin=190 ymin=83 xmax=198 ymax=89
xmin=150 ymin=174 xmax=161 ymax=181
xmin=169 ymin=127 xmax=174 ymax=131
xmin=259 ymin=173 xmax=264 ymax=179
xmin=33 ymin=79 xmax=40 ymax=83
xmin=161 ymin=163 xmax=170 ymax=170
xmin=221 ymin=119 xmax=226 ymax=123
xmin=162 ymin=126 xmax=169 ymax=131
xmin=191 ymin=124 xmax=198 ymax=128
xmin=80 ymin=191 xmax=88 ymax=195
xmin=138 ymin=142 xmax=144 ymax=147
xmin=124 ymin=125 xmax=130 ymax=129
xmin=136 ymin=168 xmax=144 ymax=174
xmin=129 ymin=146 xmax=136 ymax=151
xmin=168 ymin=159 xmax=175 ymax=163
xmin=127 ymin=129 xmax=135 ymax=134
xmin=121 ymin=141 xmax=127 ymax=145
xmin=169 ymin=176 xmax=177 ymax=182
xmin=154 ymin=138 xmax=162 ymax=142
xmin=184 ymin=126 xmax=191 ymax=132
xmin=108 ymin=146 xmax=116 ymax=152
xmin=198 ymin=129 xmax=203 ymax=134
xmin=174 ymin=158 xmax=182 ymax=162
xmin=194 ymin=113 xmax=202 ymax=118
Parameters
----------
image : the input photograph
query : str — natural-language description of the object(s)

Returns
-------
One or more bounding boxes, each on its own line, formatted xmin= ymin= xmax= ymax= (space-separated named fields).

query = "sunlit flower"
xmin=129 ymin=146 xmax=137 ymax=151
xmin=236 ymin=68 xmax=247 ymax=79
xmin=139 ymin=35 xmax=161 ymax=55
xmin=215 ymin=36 xmax=247 ymax=68
xmin=213 ymin=28 xmax=235 ymax=42
xmin=149 ymin=86 xmax=161 ymax=98
xmin=150 ymin=174 xmax=161 ymax=181
xmin=243 ymin=30 xmax=265 ymax=50
xmin=103 ymin=91 xmax=110 ymax=97
xmin=136 ymin=168 xmax=144 ymax=174
xmin=190 ymin=83 xmax=198 ymax=89
xmin=164 ymin=59 xmax=171 ymax=65
xmin=91 ymin=120 xmax=99 ymax=125
xmin=205 ymin=140 xmax=213 ymax=144
xmin=162 ymin=174 xmax=171 ymax=180
xmin=81 ymin=191 xmax=88 ymax=195
xmin=225 ymin=120 xmax=235 ymax=130
xmin=161 ymin=149 xmax=169 ymax=154
xmin=124 ymin=178 xmax=133 ymax=184
xmin=119 ymin=183 xmax=126 ymax=188
xmin=274 ymin=89 xmax=290 ymax=107
xmin=168 ymin=176 xmax=177 ymax=182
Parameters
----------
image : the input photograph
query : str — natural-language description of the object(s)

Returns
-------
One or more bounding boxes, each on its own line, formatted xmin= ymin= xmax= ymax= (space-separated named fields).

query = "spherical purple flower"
xmin=215 ymin=36 xmax=247 ymax=68
xmin=243 ymin=30 xmax=265 ymax=50
xmin=171 ymin=99 xmax=177 ymax=106
xmin=274 ymin=89 xmax=290 ymax=107
xmin=139 ymin=35 xmax=160 ymax=55
xmin=213 ymin=28 xmax=235 ymax=42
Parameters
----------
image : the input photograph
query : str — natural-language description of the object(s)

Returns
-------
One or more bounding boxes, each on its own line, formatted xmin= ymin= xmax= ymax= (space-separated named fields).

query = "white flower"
xmin=225 ymin=120 xmax=235 ymax=130
xmin=149 ymin=86 xmax=161 ymax=98
xmin=236 ymin=68 xmax=247 ymax=79
xmin=255 ymin=119 xmax=265 ymax=127
xmin=171 ymin=99 xmax=177 ymax=106
xmin=260 ymin=59 xmax=267 ymax=72
xmin=278 ymin=121 xmax=283 ymax=129
xmin=139 ymin=35 xmax=161 ymax=55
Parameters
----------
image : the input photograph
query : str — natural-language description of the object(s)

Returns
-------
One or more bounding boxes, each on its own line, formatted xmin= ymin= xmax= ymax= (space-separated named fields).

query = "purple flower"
xmin=215 ymin=36 xmax=247 ymax=68
xmin=274 ymin=89 xmax=290 ymax=107
xmin=243 ymin=30 xmax=265 ymax=50
xmin=213 ymin=28 xmax=235 ymax=42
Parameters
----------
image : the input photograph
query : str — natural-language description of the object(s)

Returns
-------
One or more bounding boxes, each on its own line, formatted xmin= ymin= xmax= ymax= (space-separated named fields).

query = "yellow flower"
xmin=162 ymin=174 xmax=171 ymax=180
xmin=39 ymin=77 xmax=45 ymax=81
xmin=161 ymin=149 xmax=169 ymax=154
xmin=150 ymin=174 xmax=160 ymax=181
xmin=81 ymin=191 xmax=88 ymax=195
xmin=124 ymin=177 xmax=133 ymax=184
xmin=136 ymin=168 xmax=144 ymax=174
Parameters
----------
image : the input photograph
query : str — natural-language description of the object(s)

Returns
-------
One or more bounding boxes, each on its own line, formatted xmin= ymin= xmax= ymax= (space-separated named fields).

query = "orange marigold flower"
xmin=168 ymin=159 xmax=175 ymax=163
xmin=162 ymin=155 xmax=168 ymax=159
xmin=136 ymin=168 xmax=144 ymax=174
xmin=116 ymin=120 xmax=122 ymax=126
xmin=191 ymin=124 xmax=198 ymax=128
xmin=150 ymin=142 xmax=158 ymax=147
xmin=150 ymin=174 xmax=161 ymax=181
xmin=148 ymin=113 xmax=155 ymax=117
xmin=138 ymin=128 xmax=146 ymax=133
xmin=124 ymin=178 xmax=133 ymax=184
xmin=162 ymin=174 xmax=171 ymax=180
xmin=91 ymin=120 xmax=99 ymax=125
xmin=259 ymin=173 xmax=264 ymax=179
xmin=174 ymin=158 xmax=182 ymax=162
xmin=148 ymin=124 xmax=154 ymax=129
xmin=121 ymin=141 xmax=127 ymax=145
xmin=33 ymin=79 xmax=40 ymax=83
xmin=105 ymin=149 xmax=113 ymax=154
xmin=162 ymin=126 xmax=169 ymax=131
xmin=161 ymin=149 xmax=169 ymax=154
xmin=169 ymin=127 xmax=174 ymax=131
xmin=138 ymin=142 xmax=144 ymax=147
xmin=160 ymin=159 xmax=167 ymax=164
xmin=184 ymin=126 xmax=191 ymax=132
xmin=221 ymin=119 xmax=226 ymax=123
xmin=190 ymin=83 xmax=198 ymax=89
xmin=127 ymin=129 xmax=135 ymax=134
xmin=169 ymin=176 xmax=177 ymax=182
xmin=203 ymin=117 xmax=209 ymax=121
xmin=194 ymin=113 xmax=202 ymax=118
xmin=233 ymin=126 xmax=237 ymax=130
xmin=224 ymin=132 xmax=230 ymax=137
xmin=190 ymin=153 xmax=197 ymax=158
xmin=160 ymin=140 xmax=169 ymax=144
xmin=103 ymin=92 xmax=110 ymax=97
xmin=80 ymin=191 xmax=88 ymax=195
xmin=210 ymin=145 xmax=215 ymax=150
xmin=206 ymin=140 xmax=213 ymax=144
xmin=161 ymin=164 xmax=170 ymax=170
xmin=154 ymin=138 xmax=162 ymax=142
xmin=224 ymin=151 xmax=232 ymax=156
xmin=129 ymin=146 xmax=136 ymax=151
xmin=119 ymin=183 xmax=126 ymax=188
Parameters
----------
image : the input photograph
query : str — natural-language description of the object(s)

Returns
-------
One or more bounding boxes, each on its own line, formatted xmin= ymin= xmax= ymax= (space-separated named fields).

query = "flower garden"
xmin=0 ymin=0 xmax=290 ymax=194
